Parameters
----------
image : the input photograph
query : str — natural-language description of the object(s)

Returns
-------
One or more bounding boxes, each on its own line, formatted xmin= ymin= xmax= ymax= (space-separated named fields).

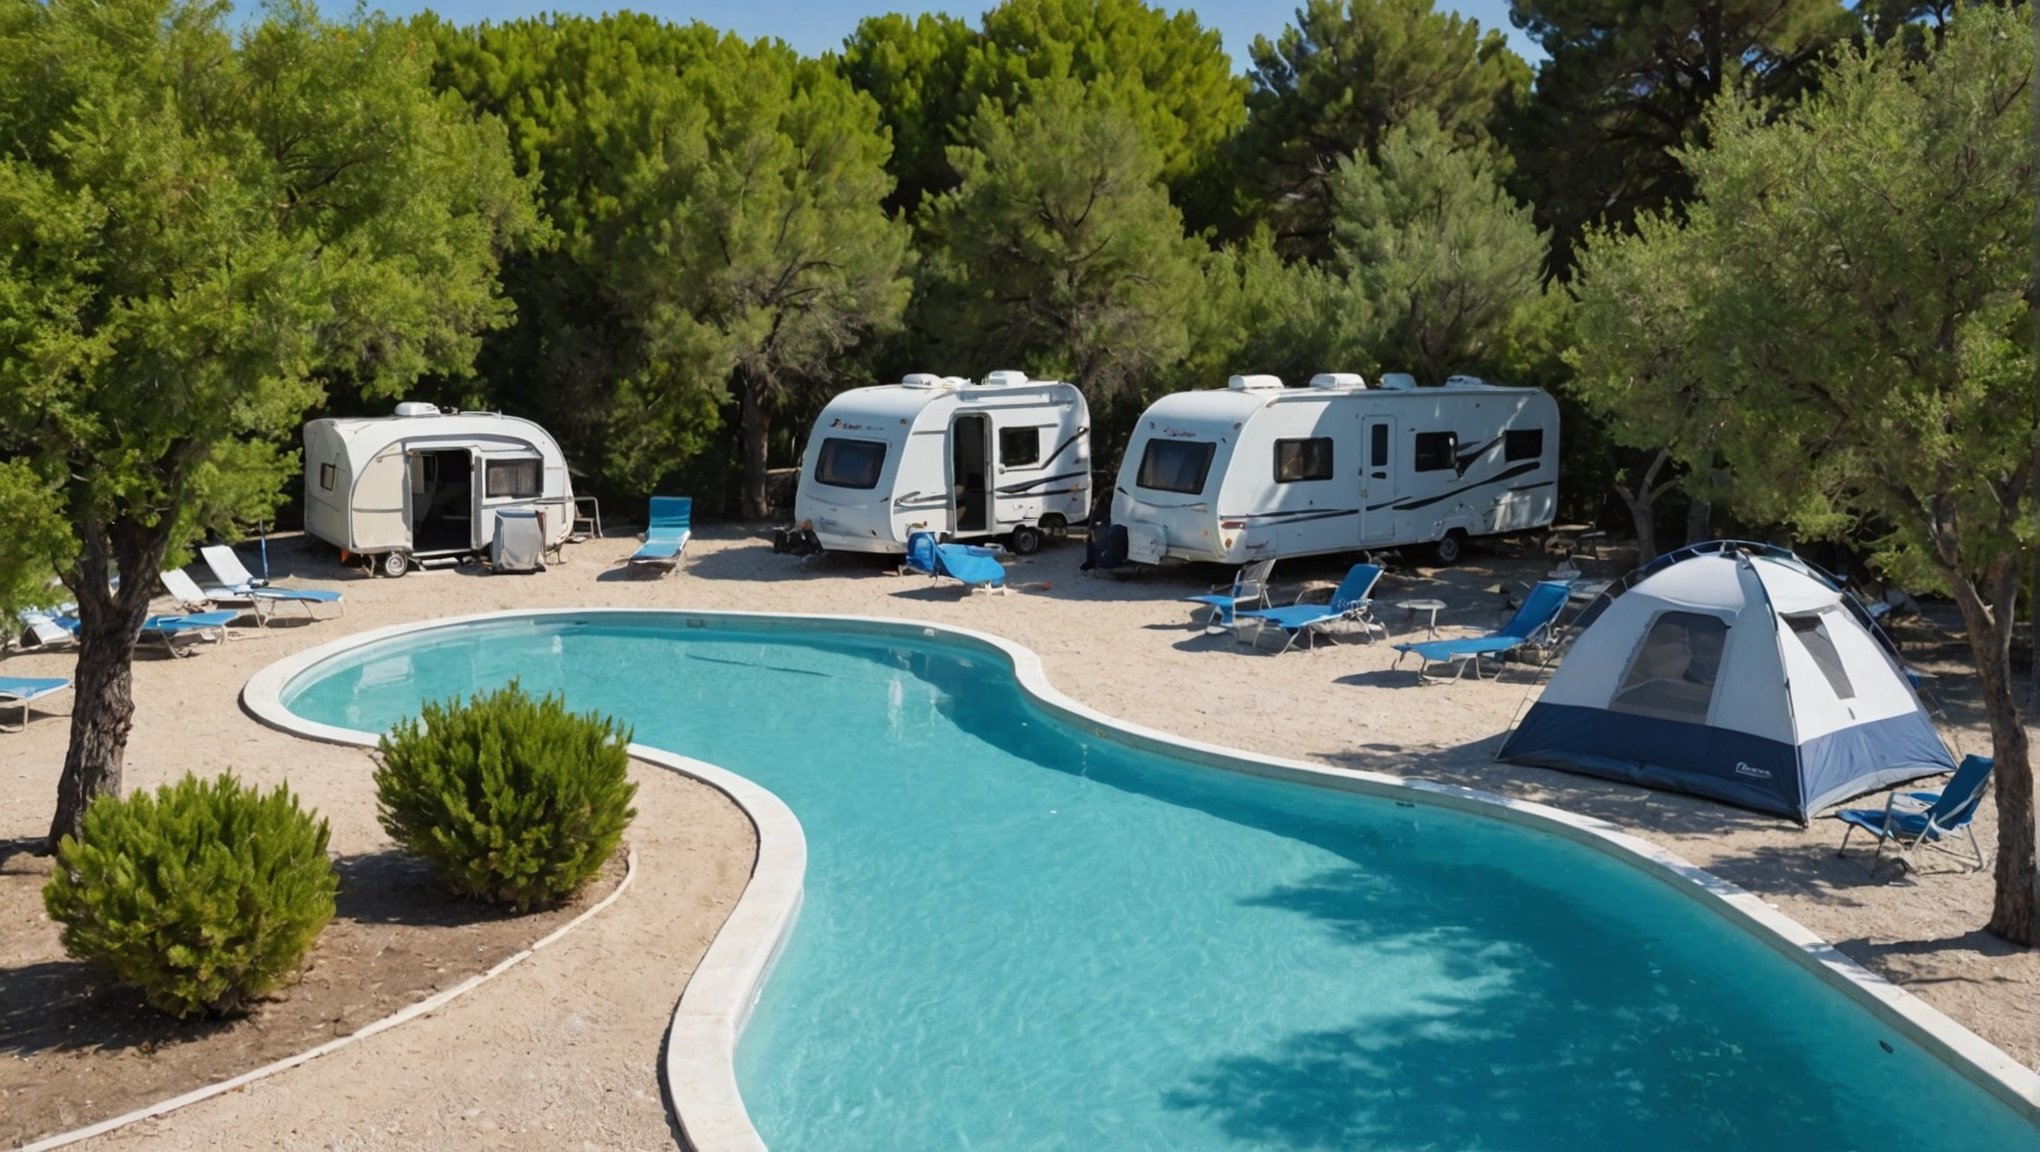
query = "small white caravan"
xmin=794 ymin=371 xmax=1090 ymax=555
xmin=303 ymin=404 xmax=575 ymax=577
xmin=1110 ymin=373 xmax=1559 ymax=566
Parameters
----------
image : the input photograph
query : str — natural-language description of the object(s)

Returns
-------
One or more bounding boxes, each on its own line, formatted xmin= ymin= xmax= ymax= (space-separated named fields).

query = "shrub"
xmin=374 ymin=681 xmax=636 ymax=912
xmin=43 ymin=773 xmax=338 ymax=1019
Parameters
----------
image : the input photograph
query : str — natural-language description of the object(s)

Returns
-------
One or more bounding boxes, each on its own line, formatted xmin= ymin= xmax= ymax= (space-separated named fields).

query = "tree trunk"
xmin=739 ymin=373 xmax=771 ymax=522
xmin=2029 ymin=547 xmax=2040 ymax=713
xmin=1613 ymin=447 xmax=1675 ymax=564
xmin=45 ymin=522 xmax=162 ymax=852
xmin=1941 ymin=558 xmax=2037 ymax=945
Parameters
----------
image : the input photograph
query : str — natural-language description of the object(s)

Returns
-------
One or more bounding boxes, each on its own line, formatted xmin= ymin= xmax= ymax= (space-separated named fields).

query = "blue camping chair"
xmin=1184 ymin=559 xmax=1275 ymax=630
xmin=903 ymin=530 xmax=1007 ymax=594
xmin=1834 ymin=754 xmax=1994 ymax=874
xmin=1392 ymin=580 xmax=1573 ymax=683
xmin=0 ymin=675 xmax=71 ymax=733
xmin=1234 ymin=563 xmax=1384 ymax=653
xmin=626 ymin=497 xmax=692 ymax=575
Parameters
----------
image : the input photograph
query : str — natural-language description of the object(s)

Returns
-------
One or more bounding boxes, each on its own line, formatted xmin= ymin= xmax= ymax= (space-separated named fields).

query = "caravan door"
xmin=951 ymin=414 xmax=991 ymax=534
xmin=1359 ymin=416 xmax=1398 ymax=544
xmin=353 ymin=444 xmax=411 ymax=551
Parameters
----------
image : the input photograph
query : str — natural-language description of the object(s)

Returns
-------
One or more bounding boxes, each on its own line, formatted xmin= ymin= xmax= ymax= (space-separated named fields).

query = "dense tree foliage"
xmin=0 ymin=0 xmax=536 ymax=850
xmin=1327 ymin=114 xmax=1553 ymax=384
xmin=427 ymin=15 xmax=912 ymax=517
xmin=918 ymin=79 xmax=1207 ymax=404
xmin=1236 ymin=0 xmax=1529 ymax=258
xmin=1507 ymin=0 xmax=1854 ymax=270
xmin=1569 ymin=4 xmax=2036 ymax=941
xmin=842 ymin=0 xmax=1245 ymax=226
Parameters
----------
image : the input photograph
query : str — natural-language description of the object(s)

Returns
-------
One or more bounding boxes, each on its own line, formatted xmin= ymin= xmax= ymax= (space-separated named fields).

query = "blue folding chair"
xmin=1392 ymin=580 xmax=1573 ymax=682
xmin=1835 ymin=754 xmax=1994 ymax=874
xmin=1234 ymin=563 xmax=1383 ymax=653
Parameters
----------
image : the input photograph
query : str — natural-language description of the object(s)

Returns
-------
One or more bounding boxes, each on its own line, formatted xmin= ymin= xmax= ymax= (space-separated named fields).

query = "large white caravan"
xmin=1110 ymin=373 xmax=1558 ymax=566
xmin=794 ymin=371 xmax=1091 ymax=555
xmin=303 ymin=404 xmax=576 ymax=577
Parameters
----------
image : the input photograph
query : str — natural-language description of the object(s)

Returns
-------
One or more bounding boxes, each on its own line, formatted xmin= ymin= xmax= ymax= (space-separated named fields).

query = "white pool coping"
xmin=242 ymin=608 xmax=2040 ymax=1148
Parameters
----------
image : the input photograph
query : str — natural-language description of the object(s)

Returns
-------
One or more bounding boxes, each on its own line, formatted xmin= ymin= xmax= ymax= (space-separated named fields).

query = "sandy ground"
xmin=1 ymin=525 xmax=2034 ymax=1149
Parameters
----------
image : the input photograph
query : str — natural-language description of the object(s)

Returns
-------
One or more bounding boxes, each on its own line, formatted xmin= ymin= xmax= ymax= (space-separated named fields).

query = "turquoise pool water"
xmin=281 ymin=614 xmax=2036 ymax=1150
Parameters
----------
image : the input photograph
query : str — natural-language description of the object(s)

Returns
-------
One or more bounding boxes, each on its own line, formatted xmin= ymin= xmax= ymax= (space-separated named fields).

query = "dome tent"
xmin=1499 ymin=541 xmax=1953 ymax=823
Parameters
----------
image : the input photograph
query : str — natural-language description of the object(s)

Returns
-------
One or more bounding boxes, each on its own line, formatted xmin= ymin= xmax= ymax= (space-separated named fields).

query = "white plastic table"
xmin=1395 ymin=598 xmax=1448 ymax=639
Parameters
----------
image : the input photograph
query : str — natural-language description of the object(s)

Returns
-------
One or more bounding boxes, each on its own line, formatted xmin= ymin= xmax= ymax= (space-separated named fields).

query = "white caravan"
xmin=794 ymin=371 xmax=1091 ymax=555
xmin=303 ymin=403 xmax=575 ymax=577
xmin=1110 ymin=373 xmax=1558 ymax=566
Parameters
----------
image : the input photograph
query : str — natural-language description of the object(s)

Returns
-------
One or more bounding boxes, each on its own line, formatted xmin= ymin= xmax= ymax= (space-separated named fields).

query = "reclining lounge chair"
xmin=626 ymin=497 xmax=692 ymax=576
xmin=200 ymin=546 xmax=345 ymax=621
xmin=1184 ymin=559 xmax=1275 ymax=630
xmin=0 ymin=675 xmax=71 ymax=733
xmin=1234 ymin=563 xmax=1383 ymax=653
xmin=1392 ymin=580 xmax=1572 ymax=683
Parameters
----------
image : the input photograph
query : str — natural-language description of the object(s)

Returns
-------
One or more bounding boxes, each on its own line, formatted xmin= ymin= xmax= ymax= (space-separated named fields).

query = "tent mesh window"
xmin=1785 ymin=612 xmax=1856 ymax=700
xmin=1610 ymin=611 xmax=1731 ymax=722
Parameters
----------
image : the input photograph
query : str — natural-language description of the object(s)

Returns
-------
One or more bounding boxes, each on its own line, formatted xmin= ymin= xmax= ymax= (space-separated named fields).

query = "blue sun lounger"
xmin=1184 ymin=558 xmax=1275 ymax=630
xmin=1234 ymin=563 xmax=1383 ymax=653
xmin=140 ymin=611 xmax=239 ymax=656
xmin=199 ymin=546 xmax=344 ymax=621
xmin=626 ymin=497 xmax=692 ymax=575
xmin=1835 ymin=754 xmax=1994 ymax=874
xmin=904 ymin=531 xmax=1007 ymax=593
xmin=1392 ymin=580 xmax=1572 ymax=682
xmin=1 ymin=675 xmax=71 ymax=732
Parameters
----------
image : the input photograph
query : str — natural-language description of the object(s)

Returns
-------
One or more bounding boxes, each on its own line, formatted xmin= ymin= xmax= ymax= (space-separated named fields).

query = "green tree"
xmin=1235 ymin=0 xmax=1530 ymax=259
xmin=0 ymin=0 xmax=537 ymax=851
xmin=433 ymin=16 xmax=912 ymax=517
xmin=918 ymin=79 xmax=1208 ymax=407
xmin=841 ymin=0 xmax=1245 ymax=227
xmin=839 ymin=12 xmax=978 ymax=216
xmin=1508 ymin=0 xmax=1853 ymax=270
xmin=1327 ymin=114 xmax=1555 ymax=384
xmin=1569 ymin=5 xmax=2038 ymax=940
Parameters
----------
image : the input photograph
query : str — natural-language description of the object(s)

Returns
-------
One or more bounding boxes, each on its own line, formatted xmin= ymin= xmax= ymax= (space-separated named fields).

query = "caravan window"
xmin=1274 ymin=438 xmax=1334 ymax=483
xmin=485 ymin=458 xmax=542 ymax=500
xmin=1000 ymin=427 xmax=1041 ymax=467
xmin=1369 ymin=423 xmax=1389 ymax=468
xmin=1505 ymin=429 xmax=1544 ymax=462
xmin=1136 ymin=439 xmax=1216 ymax=495
xmin=1610 ymin=611 xmax=1730 ymax=722
xmin=318 ymin=463 xmax=335 ymax=492
xmin=815 ymin=437 xmax=888 ymax=490
xmin=1786 ymin=612 xmax=1856 ymax=700
xmin=1413 ymin=432 xmax=1457 ymax=472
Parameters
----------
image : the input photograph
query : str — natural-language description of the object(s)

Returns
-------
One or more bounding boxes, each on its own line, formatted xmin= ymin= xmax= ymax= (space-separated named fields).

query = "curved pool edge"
xmin=241 ymin=608 xmax=2040 ymax=1147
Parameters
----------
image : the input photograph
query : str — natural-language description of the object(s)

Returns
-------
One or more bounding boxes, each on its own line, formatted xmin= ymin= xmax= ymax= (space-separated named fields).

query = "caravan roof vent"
xmin=1308 ymin=373 xmax=1366 ymax=390
xmin=979 ymin=369 xmax=1029 ymax=388
xmin=1377 ymin=373 xmax=1417 ymax=391
xmin=1227 ymin=374 xmax=1285 ymax=392
xmin=901 ymin=372 xmax=950 ymax=389
xmin=1442 ymin=374 xmax=1491 ymax=389
xmin=394 ymin=402 xmax=441 ymax=417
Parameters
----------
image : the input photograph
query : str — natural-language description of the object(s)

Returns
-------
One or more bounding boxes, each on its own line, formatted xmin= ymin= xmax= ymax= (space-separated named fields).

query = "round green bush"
xmin=43 ymin=772 xmax=337 ymax=1020
xmin=374 ymin=681 xmax=637 ymax=912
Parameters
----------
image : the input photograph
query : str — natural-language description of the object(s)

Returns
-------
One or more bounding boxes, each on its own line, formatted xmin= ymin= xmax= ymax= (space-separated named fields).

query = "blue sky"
xmin=336 ymin=3 xmax=1540 ymax=69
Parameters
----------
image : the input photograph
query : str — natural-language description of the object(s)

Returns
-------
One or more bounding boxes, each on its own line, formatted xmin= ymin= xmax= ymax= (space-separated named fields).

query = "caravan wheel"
xmin=1010 ymin=524 xmax=1044 ymax=556
xmin=1429 ymin=530 xmax=1467 ymax=567
xmin=378 ymin=551 xmax=412 ymax=578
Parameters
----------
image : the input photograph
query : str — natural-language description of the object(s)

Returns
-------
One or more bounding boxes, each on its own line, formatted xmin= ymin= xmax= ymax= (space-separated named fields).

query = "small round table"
xmin=1396 ymin=599 xmax=1448 ymax=639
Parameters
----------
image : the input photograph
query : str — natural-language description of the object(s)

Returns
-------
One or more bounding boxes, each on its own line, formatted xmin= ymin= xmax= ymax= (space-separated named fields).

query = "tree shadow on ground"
xmin=330 ymin=849 xmax=535 ymax=929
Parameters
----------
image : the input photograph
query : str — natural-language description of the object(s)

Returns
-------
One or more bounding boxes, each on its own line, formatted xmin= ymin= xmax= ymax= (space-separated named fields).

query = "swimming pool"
xmin=267 ymin=612 xmax=2038 ymax=1150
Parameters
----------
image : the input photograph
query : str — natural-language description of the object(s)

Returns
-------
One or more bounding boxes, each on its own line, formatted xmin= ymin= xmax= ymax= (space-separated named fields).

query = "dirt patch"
xmin=0 ymin=839 xmax=627 ymax=1148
